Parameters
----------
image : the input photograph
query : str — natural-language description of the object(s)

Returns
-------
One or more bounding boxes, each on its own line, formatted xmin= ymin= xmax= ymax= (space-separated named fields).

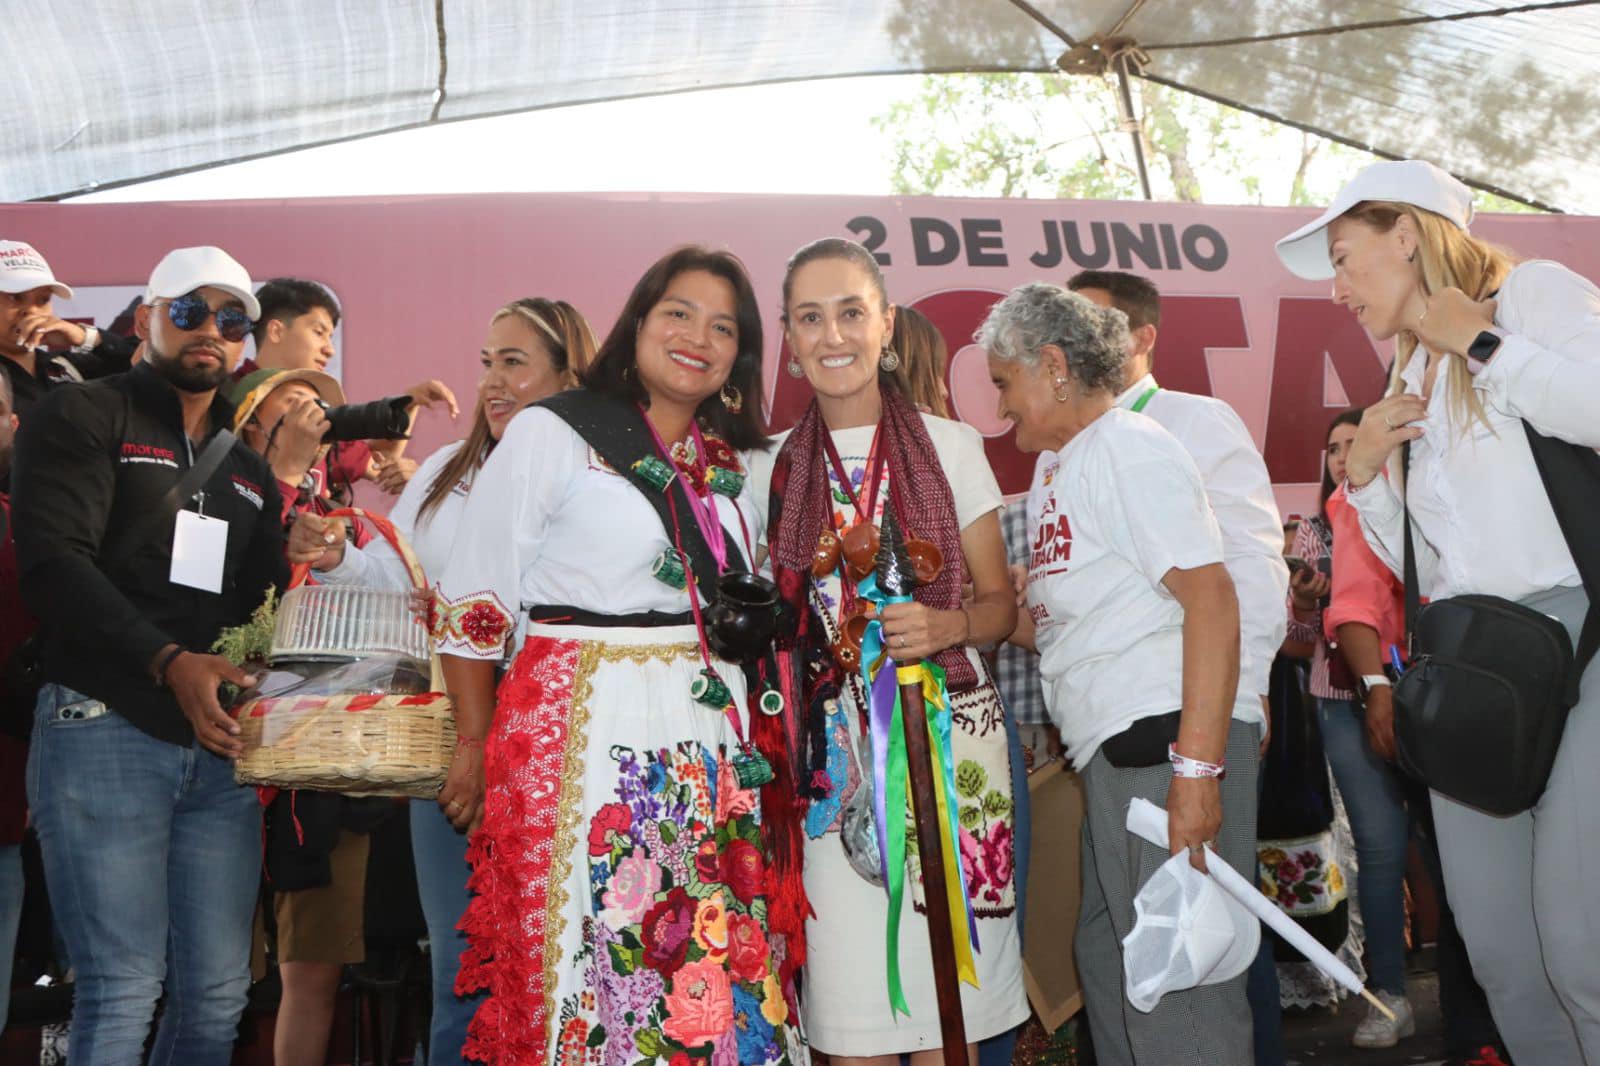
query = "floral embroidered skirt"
xmin=800 ymin=660 xmax=1030 ymax=1055
xmin=459 ymin=623 xmax=808 ymax=1066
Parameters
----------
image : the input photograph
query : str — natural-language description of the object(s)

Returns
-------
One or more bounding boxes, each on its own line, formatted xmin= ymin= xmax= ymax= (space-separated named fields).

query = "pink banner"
xmin=4 ymin=192 xmax=1594 ymax=517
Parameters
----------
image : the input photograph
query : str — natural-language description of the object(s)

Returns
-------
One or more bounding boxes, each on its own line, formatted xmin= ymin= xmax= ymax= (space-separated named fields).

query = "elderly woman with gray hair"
xmin=980 ymin=282 xmax=1257 ymax=1065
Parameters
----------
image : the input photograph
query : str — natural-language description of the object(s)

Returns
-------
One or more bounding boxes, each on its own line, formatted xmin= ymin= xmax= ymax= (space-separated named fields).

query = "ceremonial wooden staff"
xmin=877 ymin=505 xmax=968 ymax=1066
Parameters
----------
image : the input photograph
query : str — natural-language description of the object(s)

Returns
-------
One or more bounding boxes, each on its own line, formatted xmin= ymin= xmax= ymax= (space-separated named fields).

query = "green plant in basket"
xmin=211 ymin=585 xmax=278 ymax=704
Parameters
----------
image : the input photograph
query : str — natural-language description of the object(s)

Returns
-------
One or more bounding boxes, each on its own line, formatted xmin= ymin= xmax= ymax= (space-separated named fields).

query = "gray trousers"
xmin=1075 ymin=717 xmax=1260 ymax=1066
xmin=1431 ymin=585 xmax=1600 ymax=1066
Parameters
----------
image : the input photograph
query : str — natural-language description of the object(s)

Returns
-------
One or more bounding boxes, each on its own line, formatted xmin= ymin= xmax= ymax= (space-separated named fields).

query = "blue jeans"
xmin=1317 ymin=697 xmax=1410 ymax=996
xmin=0 ymin=841 xmax=21 ymax=1031
xmin=26 ymin=684 xmax=260 ymax=1066
xmin=977 ymin=709 xmax=1031 ymax=1066
xmin=411 ymin=796 xmax=483 ymax=1063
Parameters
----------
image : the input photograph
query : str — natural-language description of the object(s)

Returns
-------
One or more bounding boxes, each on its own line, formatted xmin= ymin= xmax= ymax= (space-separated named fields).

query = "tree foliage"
xmin=872 ymin=73 xmax=1542 ymax=213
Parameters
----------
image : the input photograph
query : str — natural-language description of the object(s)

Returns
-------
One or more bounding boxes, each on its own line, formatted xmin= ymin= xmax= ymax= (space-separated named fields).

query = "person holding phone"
xmin=1285 ymin=408 xmax=1416 ymax=1049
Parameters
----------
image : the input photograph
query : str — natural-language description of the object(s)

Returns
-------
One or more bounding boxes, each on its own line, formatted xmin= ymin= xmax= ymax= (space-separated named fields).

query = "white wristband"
xmin=1169 ymin=744 xmax=1225 ymax=779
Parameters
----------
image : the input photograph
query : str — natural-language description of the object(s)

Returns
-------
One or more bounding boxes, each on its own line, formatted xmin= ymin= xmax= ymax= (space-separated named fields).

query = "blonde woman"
xmin=1277 ymin=159 xmax=1600 ymax=1066
xmin=288 ymin=297 xmax=596 ymax=1064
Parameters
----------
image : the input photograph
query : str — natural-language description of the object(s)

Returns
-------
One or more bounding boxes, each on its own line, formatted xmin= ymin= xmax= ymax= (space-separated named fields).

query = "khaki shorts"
xmin=273 ymin=829 xmax=370 ymax=965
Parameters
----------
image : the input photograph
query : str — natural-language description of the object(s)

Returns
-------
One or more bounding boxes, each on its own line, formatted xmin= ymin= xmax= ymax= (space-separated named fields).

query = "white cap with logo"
xmin=145 ymin=246 xmax=260 ymax=320
xmin=0 ymin=241 xmax=73 ymax=299
xmin=1276 ymin=159 xmax=1476 ymax=281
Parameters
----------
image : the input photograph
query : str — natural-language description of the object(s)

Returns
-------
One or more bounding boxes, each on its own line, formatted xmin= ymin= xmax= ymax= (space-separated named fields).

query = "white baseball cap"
xmin=145 ymin=246 xmax=260 ymax=320
xmin=1275 ymin=160 xmax=1476 ymax=281
xmin=1121 ymin=848 xmax=1261 ymax=1013
xmin=0 ymin=241 xmax=73 ymax=299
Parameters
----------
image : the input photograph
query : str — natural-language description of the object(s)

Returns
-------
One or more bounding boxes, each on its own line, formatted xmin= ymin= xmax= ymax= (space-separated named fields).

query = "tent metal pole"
xmin=1114 ymin=53 xmax=1153 ymax=200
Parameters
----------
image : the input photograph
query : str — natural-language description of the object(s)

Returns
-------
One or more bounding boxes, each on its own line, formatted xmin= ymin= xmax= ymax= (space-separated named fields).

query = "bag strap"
xmin=102 ymin=428 xmax=237 ymax=571
xmin=1520 ymin=422 xmax=1600 ymax=695
xmin=1400 ymin=441 xmax=1419 ymax=654
xmin=536 ymin=390 xmax=745 ymax=609
xmin=1402 ymin=423 xmax=1600 ymax=695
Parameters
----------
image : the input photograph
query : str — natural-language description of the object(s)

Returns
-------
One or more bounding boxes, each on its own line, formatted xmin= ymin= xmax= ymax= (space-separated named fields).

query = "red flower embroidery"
xmin=588 ymin=803 xmax=632 ymax=856
xmin=726 ymin=912 xmax=771 ymax=984
xmin=641 ymin=887 xmax=697 ymax=974
xmin=719 ymin=838 xmax=765 ymax=906
xmin=694 ymin=838 xmax=722 ymax=884
xmin=460 ymin=600 xmax=511 ymax=653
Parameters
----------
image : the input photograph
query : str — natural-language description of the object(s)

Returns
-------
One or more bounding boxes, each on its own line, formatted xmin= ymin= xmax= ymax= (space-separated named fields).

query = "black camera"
xmin=312 ymin=396 xmax=412 ymax=444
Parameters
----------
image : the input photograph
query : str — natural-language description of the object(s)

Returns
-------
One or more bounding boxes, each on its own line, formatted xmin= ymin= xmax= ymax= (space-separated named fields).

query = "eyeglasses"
xmin=156 ymin=292 xmax=252 ymax=343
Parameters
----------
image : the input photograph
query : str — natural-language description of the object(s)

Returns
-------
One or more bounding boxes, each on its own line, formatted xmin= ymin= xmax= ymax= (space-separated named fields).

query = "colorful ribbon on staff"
xmin=857 ymin=572 xmax=981 ymax=1016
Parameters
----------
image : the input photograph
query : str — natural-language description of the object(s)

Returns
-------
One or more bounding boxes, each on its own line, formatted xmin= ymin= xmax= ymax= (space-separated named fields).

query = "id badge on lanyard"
xmin=169 ymin=438 xmax=229 ymax=593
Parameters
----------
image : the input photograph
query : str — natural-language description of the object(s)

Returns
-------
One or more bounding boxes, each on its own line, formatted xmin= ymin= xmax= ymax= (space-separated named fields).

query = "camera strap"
xmin=102 ymin=428 xmax=236 ymax=571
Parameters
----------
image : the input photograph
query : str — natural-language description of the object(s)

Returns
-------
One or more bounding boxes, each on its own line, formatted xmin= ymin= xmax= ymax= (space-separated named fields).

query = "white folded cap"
xmin=145 ymin=246 xmax=260 ymax=320
xmin=1122 ymin=848 xmax=1260 ymax=1012
xmin=0 ymin=241 xmax=72 ymax=299
xmin=1275 ymin=160 xmax=1475 ymax=280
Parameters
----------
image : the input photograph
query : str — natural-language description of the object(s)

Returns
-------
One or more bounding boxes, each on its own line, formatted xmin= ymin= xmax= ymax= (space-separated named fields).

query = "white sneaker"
xmin=1351 ymin=990 xmax=1416 ymax=1049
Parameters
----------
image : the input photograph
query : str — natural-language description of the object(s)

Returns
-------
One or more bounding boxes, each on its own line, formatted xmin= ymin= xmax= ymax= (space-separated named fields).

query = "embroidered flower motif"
xmin=662 ymin=959 xmax=733 ymax=1048
xmin=718 ymin=838 xmax=765 ymax=907
xmin=732 ymin=985 xmax=777 ymax=1063
xmin=641 ymin=888 xmax=697 ymax=974
xmin=600 ymin=852 xmax=662 ymax=931
xmin=693 ymin=838 xmax=722 ymax=885
xmin=692 ymin=891 xmax=730 ymax=960
xmin=459 ymin=599 xmax=512 ymax=653
xmin=557 ymin=1016 xmax=590 ymax=1066
xmin=760 ymin=972 xmax=789 ymax=1026
xmin=726 ymin=912 xmax=770 ymax=984
xmin=589 ymin=803 xmax=633 ymax=856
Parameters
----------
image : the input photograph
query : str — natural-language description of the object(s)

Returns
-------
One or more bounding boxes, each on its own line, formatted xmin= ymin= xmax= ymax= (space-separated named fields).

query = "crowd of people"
xmin=0 ymin=155 xmax=1595 ymax=1066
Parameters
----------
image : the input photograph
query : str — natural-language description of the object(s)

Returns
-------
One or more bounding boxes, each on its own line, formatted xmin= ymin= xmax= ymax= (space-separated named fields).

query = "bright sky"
xmin=76 ymin=77 xmax=917 ymax=203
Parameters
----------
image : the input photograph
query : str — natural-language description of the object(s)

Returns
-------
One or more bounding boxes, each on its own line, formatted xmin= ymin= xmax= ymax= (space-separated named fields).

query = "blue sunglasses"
xmin=158 ymin=291 xmax=252 ymax=342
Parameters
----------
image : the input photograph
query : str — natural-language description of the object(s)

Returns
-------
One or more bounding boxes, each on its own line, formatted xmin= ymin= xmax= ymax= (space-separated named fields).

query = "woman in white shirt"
xmin=432 ymin=248 xmax=805 ymax=1066
xmin=746 ymin=238 xmax=1024 ymax=1063
xmin=1276 ymin=159 xmax=1600 ymax=1066
xmin=287 ymin=297 xmax=596 ymax=1065
xmin=981 ymin=281 xmax=1256 ymax=1066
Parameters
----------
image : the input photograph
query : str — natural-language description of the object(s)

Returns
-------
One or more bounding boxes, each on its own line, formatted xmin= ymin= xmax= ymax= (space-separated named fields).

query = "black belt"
xmin=525 ymin=605 xmax=694 ymax=629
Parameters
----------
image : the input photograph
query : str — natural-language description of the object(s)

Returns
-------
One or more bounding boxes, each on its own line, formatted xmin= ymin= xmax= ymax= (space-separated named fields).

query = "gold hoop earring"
xmin=720 ymin=382 xmax=743 ymax=413
xmin=1053 ymin=377 xmax=1071 ymax=403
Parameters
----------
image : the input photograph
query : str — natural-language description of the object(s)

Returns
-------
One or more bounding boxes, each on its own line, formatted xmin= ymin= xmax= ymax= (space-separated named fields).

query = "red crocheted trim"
xmin=457 ymin=635 xmax=585 ymax=1064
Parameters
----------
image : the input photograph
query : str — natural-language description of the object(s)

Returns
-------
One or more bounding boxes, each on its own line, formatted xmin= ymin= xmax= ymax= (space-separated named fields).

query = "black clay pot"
xmin=705 ymin=572 xmax=781 ymax=664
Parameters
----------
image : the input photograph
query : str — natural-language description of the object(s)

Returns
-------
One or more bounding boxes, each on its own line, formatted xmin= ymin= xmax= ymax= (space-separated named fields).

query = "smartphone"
xmin=1316 ymin=556 xmax=1333 ymax=578
xmin=1284 ymin=555 xmax=1310 ymax=577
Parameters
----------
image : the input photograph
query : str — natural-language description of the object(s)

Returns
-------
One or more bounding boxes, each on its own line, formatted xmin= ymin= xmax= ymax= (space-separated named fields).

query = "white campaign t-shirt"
xmin=1026 ymin=407 xmax=1250 ymax=767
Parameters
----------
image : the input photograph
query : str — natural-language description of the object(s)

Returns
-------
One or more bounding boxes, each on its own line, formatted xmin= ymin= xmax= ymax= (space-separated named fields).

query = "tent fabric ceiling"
xmin=5 ymin=0 xmax=1598 ymax=211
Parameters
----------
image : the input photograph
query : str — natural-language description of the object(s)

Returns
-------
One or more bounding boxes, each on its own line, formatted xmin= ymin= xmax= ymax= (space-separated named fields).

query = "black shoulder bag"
xmin=1393 ymin=423 xmax=1600 ymax=815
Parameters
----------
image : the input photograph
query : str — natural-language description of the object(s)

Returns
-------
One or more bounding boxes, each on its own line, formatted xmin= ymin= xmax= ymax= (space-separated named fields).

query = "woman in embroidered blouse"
xmin=287 ymin=297 xmax=595 ymax=1065
xmin=745 ymin=238 xmax=1024 ymax=1064
xmin=433 ymin=248 xmax=806 ymax=1066
xmin=1276 ymin=159 xmax=1600 ymax=1066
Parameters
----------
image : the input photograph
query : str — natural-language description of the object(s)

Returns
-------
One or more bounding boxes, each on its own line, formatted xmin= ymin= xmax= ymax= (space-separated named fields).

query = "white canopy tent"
xmin=6 ymin=0 xmax=1598 ymax=210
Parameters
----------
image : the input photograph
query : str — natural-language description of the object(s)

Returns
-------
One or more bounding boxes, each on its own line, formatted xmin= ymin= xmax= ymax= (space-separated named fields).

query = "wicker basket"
xmin=234 ymin=508 xmax=457 ymax=798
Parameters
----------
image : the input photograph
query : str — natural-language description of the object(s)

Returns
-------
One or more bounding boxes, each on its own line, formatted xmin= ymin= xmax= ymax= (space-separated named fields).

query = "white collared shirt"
xmin=1114 ymin=373 xmax=1289 ymax=702
xmin=1348 ymin=259 xmax=1600 ymax=601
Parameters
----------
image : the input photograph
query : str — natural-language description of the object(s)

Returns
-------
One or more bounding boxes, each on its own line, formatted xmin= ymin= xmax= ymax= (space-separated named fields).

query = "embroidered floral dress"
xmin=746 ymin=414 xmax=1028 ymax=1056
xmin=436 ymin=407 xmax=806 ymax=1066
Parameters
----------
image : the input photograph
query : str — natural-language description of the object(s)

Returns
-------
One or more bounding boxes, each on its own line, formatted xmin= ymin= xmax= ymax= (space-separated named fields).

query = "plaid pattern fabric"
xmin=998 ymin=500 xmax=1049 ymax=726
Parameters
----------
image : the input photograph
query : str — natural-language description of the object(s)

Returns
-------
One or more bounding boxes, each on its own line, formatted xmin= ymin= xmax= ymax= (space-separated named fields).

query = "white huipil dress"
xmin=436 ymin=407 xmax=807 ymax=1066
xmin=746 ymin=413 xmax=1029 ymax=1055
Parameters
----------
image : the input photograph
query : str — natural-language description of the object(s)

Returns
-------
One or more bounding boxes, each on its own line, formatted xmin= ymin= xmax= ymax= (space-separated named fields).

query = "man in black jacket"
xmin=10 ymin=246 xmax=287 ymax=1065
